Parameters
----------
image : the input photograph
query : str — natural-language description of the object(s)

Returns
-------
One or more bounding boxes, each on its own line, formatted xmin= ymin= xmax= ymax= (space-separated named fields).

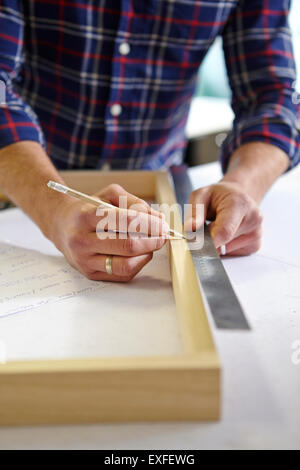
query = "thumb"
xmin=185 ymin=187 xmax=211 ymax=232
xmin=210 ymin=203 xmax=245 ymax=248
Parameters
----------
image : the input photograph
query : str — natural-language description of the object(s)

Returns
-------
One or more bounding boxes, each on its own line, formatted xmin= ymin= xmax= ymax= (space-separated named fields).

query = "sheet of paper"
xmin=0 ymin=208 xmax=183 ymax=361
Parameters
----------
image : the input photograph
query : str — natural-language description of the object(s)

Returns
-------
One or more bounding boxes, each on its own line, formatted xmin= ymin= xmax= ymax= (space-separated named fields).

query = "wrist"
xmin=42 ymin=196 xmax=75 ymax=249
xmin=221 ymin=142 xmax=289 ymax=203
xmin=0 ymin=141 xmax=75 ymax=243
xmin=221 ymin=167 xmax=260 ymax=202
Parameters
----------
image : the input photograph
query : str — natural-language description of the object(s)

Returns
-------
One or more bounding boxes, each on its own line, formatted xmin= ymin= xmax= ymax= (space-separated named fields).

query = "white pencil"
xmin=47 ymin=181 xmax=186 ymax=239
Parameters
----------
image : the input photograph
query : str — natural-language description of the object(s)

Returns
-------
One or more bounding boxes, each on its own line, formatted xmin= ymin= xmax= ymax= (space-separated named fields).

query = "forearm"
xmin=221 ymin=142 xmax=290 ymax=203
xmin=0 ymin=141 xmax=73 ymax=239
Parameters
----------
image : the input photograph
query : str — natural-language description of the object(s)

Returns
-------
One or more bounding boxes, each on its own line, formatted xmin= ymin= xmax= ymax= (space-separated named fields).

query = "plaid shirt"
xmin=0 ymin=0 xmax=299 ymax=171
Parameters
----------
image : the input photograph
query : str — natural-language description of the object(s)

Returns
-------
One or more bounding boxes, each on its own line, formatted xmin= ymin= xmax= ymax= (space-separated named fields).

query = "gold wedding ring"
xmin=105 ymin=255 xmax=113 ymax=275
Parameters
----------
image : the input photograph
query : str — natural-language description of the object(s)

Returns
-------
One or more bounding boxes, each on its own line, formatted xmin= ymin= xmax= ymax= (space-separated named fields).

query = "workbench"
xmin=0 ymin=162 xmax=299 ymax=450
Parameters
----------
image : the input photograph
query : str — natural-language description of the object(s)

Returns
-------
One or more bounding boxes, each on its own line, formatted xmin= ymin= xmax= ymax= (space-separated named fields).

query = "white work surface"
xmin=0 ymin=162 xmax=299 ymax=450
xmin=186 ymin=97 xmax=233 ymax=139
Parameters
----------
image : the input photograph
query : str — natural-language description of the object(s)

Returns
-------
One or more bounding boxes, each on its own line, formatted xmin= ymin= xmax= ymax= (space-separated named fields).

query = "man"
xmin=0 ymin=1 xmax=299 ymax=282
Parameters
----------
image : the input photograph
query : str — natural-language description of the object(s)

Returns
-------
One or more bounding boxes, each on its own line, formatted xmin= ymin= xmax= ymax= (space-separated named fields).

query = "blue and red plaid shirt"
xmin=0 ymin=0 xmax=299 ymax=171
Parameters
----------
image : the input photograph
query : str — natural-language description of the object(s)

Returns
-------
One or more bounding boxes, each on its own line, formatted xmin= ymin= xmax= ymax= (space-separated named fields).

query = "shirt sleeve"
xmin=0 ymin=1 xmax=44 ymax=151
xmin=220 ymin=0 xmax=300 ymax=172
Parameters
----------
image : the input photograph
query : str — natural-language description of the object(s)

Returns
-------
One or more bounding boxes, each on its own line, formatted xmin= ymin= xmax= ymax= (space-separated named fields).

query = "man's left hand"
xmin=186 ymin=181 xmax=263 ymax=256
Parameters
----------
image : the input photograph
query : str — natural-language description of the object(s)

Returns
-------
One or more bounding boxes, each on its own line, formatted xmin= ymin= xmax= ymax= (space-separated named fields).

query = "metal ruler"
xmin=170 ymin=165 xmax=250 ymax=330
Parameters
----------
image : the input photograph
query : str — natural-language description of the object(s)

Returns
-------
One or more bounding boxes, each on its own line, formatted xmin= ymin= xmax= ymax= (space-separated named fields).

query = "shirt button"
xmin=119 ymin=42 xmax=130 ymax=56
xmin=110 ymin=103 xmax=122 ymax=117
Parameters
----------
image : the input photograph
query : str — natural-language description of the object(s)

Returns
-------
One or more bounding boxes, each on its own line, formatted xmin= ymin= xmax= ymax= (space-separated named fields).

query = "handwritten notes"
xmin=0 ymin=243 xmax=109 ymax=317
xmin=0 ymin=208 xmax=183 ymax=361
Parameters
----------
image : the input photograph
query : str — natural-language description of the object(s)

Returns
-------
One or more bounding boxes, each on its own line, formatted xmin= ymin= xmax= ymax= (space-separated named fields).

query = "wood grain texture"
xmin=0 ymin=365 xmax=219 ymax=426
xmin=0 ymin=170 xmax=221 ymax=425
xmin=155 ymin=172 xmax=217 ymax=353
xmin=62 ymin=170 xmax=157 ymax=199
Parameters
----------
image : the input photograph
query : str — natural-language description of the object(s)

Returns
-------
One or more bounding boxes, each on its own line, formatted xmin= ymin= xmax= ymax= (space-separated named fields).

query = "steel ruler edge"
xmin=170 ymin=165 xmax=250 ymax=330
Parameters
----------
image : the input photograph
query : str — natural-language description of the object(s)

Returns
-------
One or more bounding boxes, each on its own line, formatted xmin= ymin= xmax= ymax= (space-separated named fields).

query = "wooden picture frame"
xmin=0 ymin=170 xmax=221 ymax=426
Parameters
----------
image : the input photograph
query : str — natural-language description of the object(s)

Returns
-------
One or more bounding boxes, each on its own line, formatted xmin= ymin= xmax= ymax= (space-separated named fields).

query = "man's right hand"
xmin=0 ymin=143 xmax=168 ymax=282
xmin=50 ymin=183 xmax=169 ymax=282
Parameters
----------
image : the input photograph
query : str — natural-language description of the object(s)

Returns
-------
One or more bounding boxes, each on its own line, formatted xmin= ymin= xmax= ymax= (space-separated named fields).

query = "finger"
xmin=223 ymin=242 xmax=261 ymax=257
xmin=96 ymin=208 xmax=170 ymax=237
xmin=218 ymin=228 xmax=262 ymax=256
xmin=96 ymin=183 xmax=164 ymax=219
xmin=86 ymin=252 xmax=153 ymax=277
xmin=76 ymin=205 xmax=169 ymax=237
xmin=185 ymin=187 xmax=211 ymax=232
xmin=232 ymin=208 xmax=263 ymax=239
xmin=70 ymin=231 xmax=166 ymax=256
xmin=86 ymin=272 xmax=137 ymax=283
xmin=209 ymin=202 xmax=246 ymax=248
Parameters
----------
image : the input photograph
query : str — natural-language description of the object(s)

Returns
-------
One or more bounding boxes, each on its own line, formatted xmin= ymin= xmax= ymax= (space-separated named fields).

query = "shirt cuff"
xmin=0 ymin=104 xmax=44 ymax=152
xmin=220 ymin=117 xmax=300 ymax=173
